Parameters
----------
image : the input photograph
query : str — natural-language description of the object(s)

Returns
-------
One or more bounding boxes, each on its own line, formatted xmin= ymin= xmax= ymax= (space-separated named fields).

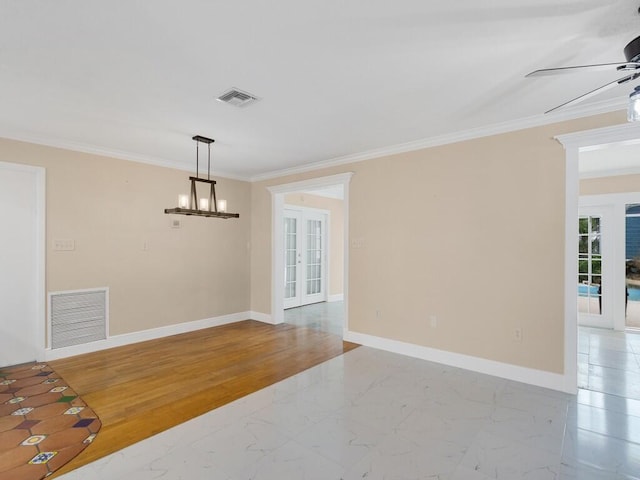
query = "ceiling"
xmin=1 ymin=1 xmax=639 ymax=180
xmin=580 ymin=142 xmax=640 ymax=177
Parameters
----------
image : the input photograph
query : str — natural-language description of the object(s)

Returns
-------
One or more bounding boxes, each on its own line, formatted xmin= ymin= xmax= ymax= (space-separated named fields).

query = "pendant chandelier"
xmin=164 ymin=135 xmax=239 ymax=219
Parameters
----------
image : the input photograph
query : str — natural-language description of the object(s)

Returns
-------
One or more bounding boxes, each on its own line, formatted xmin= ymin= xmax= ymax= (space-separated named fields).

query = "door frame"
xmin=268 ymin=172 xmax=353 ymax=329
xmin=558 ymin=122 xmax=640 ymax=394
xmin=283 ymin=205 xmax=329 ymax=309
xmin=0 ymin=161 xmax=46 ymax=363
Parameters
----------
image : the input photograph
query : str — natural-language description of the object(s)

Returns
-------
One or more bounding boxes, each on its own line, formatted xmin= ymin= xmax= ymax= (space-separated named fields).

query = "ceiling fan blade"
xmin=526 ymin=62 xmax=640 ymax=77
xmin=544 ymin=71 xmax=640 ymax=113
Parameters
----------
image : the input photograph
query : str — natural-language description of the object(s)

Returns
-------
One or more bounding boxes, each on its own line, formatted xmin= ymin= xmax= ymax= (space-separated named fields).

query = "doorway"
xmin=0 ymin=161 xmax=45 ymax=367
xmin=283 ymin=207 xmax=328 ymax=309
xmin=268 ymin=172 xmax=353 ymax=328
xmin=557 ymin=123 xmax=640 ymax=393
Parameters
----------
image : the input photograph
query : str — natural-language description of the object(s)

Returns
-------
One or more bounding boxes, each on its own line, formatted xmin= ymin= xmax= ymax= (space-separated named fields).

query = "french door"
xmin=578 ymin=206 xmax=614 ymax=328
xmin=284 ymin=208 xmax=327 ymax=309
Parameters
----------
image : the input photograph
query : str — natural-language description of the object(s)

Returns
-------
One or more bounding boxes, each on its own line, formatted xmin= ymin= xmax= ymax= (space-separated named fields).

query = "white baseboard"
xmin=249 ymin=311 xmax=274 ymax=324
xmin=328 ymin=294 xmax=344 ymax=302
xmin=343 ymin=330 xmax=571 ymax=394
xmin=43 ymin=311 xmax=254 ymax=361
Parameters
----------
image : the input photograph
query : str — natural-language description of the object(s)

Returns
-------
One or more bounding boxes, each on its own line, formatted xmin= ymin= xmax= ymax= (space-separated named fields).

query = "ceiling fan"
xmin=526 ymin=35 xmax=640 ymax=116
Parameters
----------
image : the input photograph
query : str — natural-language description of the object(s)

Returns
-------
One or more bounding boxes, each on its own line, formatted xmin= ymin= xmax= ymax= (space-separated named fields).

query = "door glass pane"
xmin=579 ymin=236 xmax=588 ymax=254
xmin=578 ymin=216 xmax=602 ymax=315
xmin=579 ymin=218 xmax=588 ymax=234
xmin=625 ymin=204 xmax=640 ymax=328
xmin=306 ymin=219 xmax=322 ymax=295
xmin=284 ymin=217 xmax=297 ymax=299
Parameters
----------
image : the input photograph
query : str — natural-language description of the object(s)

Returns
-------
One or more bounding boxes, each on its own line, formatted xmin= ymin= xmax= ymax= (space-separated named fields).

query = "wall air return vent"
xmin=216 ymin=87 xmax=259 ymax=107
xmin=49 ymin=288 xmax=108 ymax=349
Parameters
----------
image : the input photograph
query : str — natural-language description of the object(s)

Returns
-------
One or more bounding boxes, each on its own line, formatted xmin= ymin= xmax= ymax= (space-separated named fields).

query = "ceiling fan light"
xmin=628 ymin=86 xmax=640 ymax=122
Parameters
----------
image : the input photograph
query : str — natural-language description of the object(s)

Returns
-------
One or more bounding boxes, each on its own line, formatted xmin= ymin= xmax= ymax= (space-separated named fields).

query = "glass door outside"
xmin=283 ymin=207 xmax=327 ymax=309
xmin=578 ymin=206 xmax=614 ymax=329
xmin=625 ymin=203 xmax=640 ymax=329
xmin=283 ymin=210 xmax=301 ymax=309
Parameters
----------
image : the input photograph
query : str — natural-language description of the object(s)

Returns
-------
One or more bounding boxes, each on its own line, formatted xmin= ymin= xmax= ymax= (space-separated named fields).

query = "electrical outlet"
xmin=430 ymin=315 xmax=437 ymax=328
xmin=376 ymin=309 xmax=382 ymax=319
xmin=514 ymin=328 xmax=523 ymax=343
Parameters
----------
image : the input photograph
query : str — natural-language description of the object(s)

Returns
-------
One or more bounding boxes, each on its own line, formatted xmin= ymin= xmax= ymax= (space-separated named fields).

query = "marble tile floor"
xmin=284 ymin=301 xmax=344 ymax=336
xmin=578 ymin=326 xmax=640 ymax=401
xmin=57 ymin=326 xmax=640 ymax=480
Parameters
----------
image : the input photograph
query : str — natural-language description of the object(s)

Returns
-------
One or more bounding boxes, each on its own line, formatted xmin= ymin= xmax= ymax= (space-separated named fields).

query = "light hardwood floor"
xmin=48 ymin=320 xmax=358 ymax=478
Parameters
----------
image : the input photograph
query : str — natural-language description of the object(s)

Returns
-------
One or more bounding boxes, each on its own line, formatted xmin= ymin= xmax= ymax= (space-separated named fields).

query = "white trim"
xmin=0 ymin=132 xmax=247 ymax=181
xmin=252 ymin=100 xmax=626 ymax=182
xmin=250 ymin=310 xmax=274 ymax=324
xmin=556 ymin=121 xmax=640 ymax=395
xmin=0 ymin=98 xmax=625 ymax=184
xmin=44 ymin=311 xmax=257 ymax=361
xmin=558 ymin=135 xmax=582 ymax=395
xmin=328 ymin=294 xmax=344 ymax=302
xmin=34 ymin=167 xmax=46 ymax=362
xmin=268 ymin=173 xmax=353 ymax=329
xmin=556 ymin=122 xmax=640 ymax=151
xmin=0 ymin=161 xmax=46 ymax=363
xmin=268 ymin=173 xmax=355 ymax=194
xmin=344 ymin=330 xmax=570 ymax=393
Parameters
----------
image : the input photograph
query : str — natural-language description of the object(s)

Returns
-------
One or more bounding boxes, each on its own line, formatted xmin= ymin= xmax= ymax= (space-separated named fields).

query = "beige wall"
xmin=0 ymin=138 xmax=251 ymax=339
xmin=251 ymin=111 xmax=626 ymax=374
xmin=0 ymin=108 xmax=628 ymax=374
xmin=284 ymin=193 xmax=344 ymax=296
xmin=580 ymin=174 xmax=640 ymax=195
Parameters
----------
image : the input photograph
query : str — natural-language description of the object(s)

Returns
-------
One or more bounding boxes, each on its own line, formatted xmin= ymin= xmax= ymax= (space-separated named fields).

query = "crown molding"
xmin=0 ymin=130 xmax=250 ymax=182
xmin=251 ymin=98 xmax=627 ymax=182
xmin=0 ymin=96 xmax=628 ymax=185
xmin=556 ymin=121 xmax=640 ymax=151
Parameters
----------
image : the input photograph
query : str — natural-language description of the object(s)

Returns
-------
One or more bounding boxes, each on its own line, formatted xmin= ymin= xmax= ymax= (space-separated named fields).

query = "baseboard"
xmin=328 ymin=294 xmax=344 ymax=302
xmin=249 ymin=311 xmax=274 ymax=324
xmin=43 ymin=311 xmax=253 ymax=361
xmin=343 ymin=330 xmax=571 ymax=394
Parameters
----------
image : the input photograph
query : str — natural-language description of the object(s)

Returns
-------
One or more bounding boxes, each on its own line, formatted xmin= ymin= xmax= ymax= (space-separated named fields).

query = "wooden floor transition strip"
xmin=47 ymin=320 xmax=359 ymax=478
xmin=0 ymin=362 xmax=101 ymax=480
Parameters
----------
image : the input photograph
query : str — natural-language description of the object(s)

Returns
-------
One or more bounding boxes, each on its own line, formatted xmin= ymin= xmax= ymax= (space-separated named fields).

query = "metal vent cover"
xmin=216 ymin=87 xmax=259 ymax=107
xmin=50 ymin=288 xmax=108 ymax=349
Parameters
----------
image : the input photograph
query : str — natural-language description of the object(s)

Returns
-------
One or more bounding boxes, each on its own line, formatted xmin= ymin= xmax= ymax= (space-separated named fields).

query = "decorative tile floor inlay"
xmin=0 ymin=362 xmax=101 ymax=480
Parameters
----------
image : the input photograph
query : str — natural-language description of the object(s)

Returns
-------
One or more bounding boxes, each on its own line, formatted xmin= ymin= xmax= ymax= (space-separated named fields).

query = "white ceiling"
xmin=580 ymin=142 xmax=640 ymax=177
xmin=1 ymin=1 xmax=639 ymax=180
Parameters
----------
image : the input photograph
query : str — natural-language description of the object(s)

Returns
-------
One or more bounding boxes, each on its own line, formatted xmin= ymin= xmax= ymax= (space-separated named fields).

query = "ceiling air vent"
xmin=216 ymin=87 xmax=259 ymax=107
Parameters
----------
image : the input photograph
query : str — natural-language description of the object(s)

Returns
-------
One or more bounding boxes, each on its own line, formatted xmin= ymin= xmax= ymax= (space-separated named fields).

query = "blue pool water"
xmin=579 ymin=284 xmax=640 ymax=301
xmin=578 ymin=284 xmax=599 ymax=296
